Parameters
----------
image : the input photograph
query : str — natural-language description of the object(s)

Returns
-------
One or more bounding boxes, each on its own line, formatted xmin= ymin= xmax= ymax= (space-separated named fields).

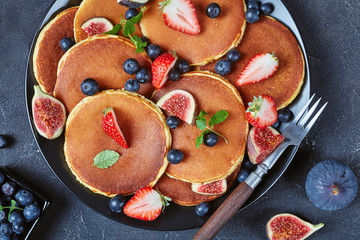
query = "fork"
xmin=193 ymin=94 xmax=328 ymax=240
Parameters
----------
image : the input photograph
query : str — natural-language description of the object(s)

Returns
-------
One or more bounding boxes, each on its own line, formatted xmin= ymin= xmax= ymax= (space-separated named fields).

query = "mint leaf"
xmin=196 ymin=110 xmax=208 ymax=119
xmin=196 ymin=130 xmax=209 ymax=148
xmin=131 ymin=35 xmax=147 ymax=53
xmin=123 ymin=21 xmax=136 ymax=37
xmin=105 ymin=24 xmax=122 ymax=35
xmin=196 ymin=118 xmax=207 ymax=131
xmin=93 ymin=150 xmax=120 ymax=169
xmin=209 ymin=110 xmax=229 ymax=128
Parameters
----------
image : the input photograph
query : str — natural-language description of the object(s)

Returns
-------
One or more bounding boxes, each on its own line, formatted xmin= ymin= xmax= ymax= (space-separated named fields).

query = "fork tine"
xmin=298 ymin=97 xmax=322 ymax=127
xmin=293 ymin=94 xmax=315 ymax=123
xmin=304 ymin=102 xmax=328 ymax=132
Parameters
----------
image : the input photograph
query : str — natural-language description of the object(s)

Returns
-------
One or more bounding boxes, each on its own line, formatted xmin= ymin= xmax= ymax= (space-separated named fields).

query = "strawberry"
xmin=124 ymin=187 xmax=171 ymax=221
xmin=151 ymin=52 xmax=178 ymax=89
xmin=102 ymin=107 xmax=128 ymax=149
xmin=159 ymin=0 xmax=201 ymax=35
xmin=246 ymin=95 xmax=277 ymax=129
xmin=236 ymin=53 xmax=279 ymax=87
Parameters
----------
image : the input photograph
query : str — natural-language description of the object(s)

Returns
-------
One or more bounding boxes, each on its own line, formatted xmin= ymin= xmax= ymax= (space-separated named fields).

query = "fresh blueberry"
xmin=247 ymin=0 xmax=260 ymax=10
xmin=125 ymin=8 xmax=139 ymax=20
xmin=167 ymin=149 xmax=184 ymax=164
xmin=242 ymin=159 xmax=255 ymax=170
xmin=23 ymin=204 xmax=41 ymax=221
xmin=0 ymin=135 xmax=7 ymax=149
xmin=15 ymin=189 xmax=33 ymax=206
xmin=0 ymin=172 xmax=4 ymax=184
xmin=140 ymin=36 xmax=150 ymax=48
xmin=226 ymin=49 xmax=241 ymax=63
xmin=81 ymin=78 xmax=99 ymax=96
xmin=109 ymin=195 xmax=127 ymax=213
xmin=175 ymin=59 xmax=190 ymax=73
xmin=60 ymin=37 xmax=75 ymax=52
xmin=215 ymin=60 xmax=231 ymax=76
xmin=11 ymin=223 xmax=24 ymax=235
xmin=278 ymin=108 xmax=292 ymax=122
xmin=9 ymin=212 xmax=24 ymax=225
xmin=146 ymin=44 xmax=161 ymax=60
xmin=206 ymin=3 xmax=221 ymax=18
xmin=272 ymin=119 xmax=280 ymax=129
xmin=124 ymin=79 xmax=140 ymax=92
xmin=195 ymin=202 xmax=210 ymax=216
xmin=237 ymin=169 xmax=249 ymax=182
xmin=168 ymin=69 xmax=181 ymax=82
xmin=2 ymin=182 xmax=16 ymax=196
xmin=260 ymin=3 xmax=274 ymax=15
xmin=123 ymin=58 xmax=140 ymax=75
xmin=0 ymin=233 xmax=11 ymax=240
xmin=0 ymin=210 xmax=8 ymax=223
xmin=0 ymin=223 xmax=12 ymax=236
xmin=166 ymin=116 xmax=180 ymax=129
xmin=203 ymin=132 xmax=218 ymax=147
xmin=135 ymin=68 xmax=152 ymax=83
xmin=245 ymin=8 xmax=260 ymax=23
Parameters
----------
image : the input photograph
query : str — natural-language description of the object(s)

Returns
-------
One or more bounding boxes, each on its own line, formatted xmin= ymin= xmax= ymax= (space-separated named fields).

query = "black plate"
xmin=25 ymin=0 xmax=310 ymax=231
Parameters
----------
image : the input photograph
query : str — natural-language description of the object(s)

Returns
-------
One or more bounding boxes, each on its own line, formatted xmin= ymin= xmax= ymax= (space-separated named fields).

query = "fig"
xmin=32 ymin=85 xmax=66 ymax=139
xmin=305 ymin=160 xmax=358 ymax=211
xmin=156 ymin=89 xmax=196 ymax=125
xmin=266 ymin=213 xmax=324 ymax=240
xmin=117 ymin=0 xmax=149 ymax=8
xmin=81 ymin=17 xmax=114 ymax=37
xmin=247 ymin=126 xmax=284 ymax=164
xmin=191 ymin=179 xmax=227 ymax=195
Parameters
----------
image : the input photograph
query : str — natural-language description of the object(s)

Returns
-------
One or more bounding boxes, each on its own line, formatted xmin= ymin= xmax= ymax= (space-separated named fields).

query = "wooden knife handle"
xmin=193 ymin=182 xmax=254 ymax=240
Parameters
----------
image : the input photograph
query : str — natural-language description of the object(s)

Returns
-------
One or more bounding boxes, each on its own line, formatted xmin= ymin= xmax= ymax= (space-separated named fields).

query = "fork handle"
xmin=193 ymin=182 xmax=254 ymax=240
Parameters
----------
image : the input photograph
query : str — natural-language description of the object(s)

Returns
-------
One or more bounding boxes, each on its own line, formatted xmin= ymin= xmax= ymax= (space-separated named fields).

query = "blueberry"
xmin=123 ymin=58 xmax=140 ymax=75
xmin=0 ymin=233 xmax=11 ymax=240
xmin=175 ymin=59 xmax=190 ymax=73
xmin=278 ymin=108 xmax=292 ymax=122
xmin=167 ymin=149 xmax=184 ymax=164
xmin=272 ymin=119 xmax=280 ymax=129
xmin=0 ymin=210 xmax=8 ymax=223
xmin=260 ymin=3 xmax=274 ymax=15
xmin=206 ymin=3 xmax=221 ymax=19
xmin=247 ymin=0 xmax=260 ymax=10
xmin=203 ymin=132 xmax=218 ymax=147
xmin=245 ymin=8 xmax=260 ymax=23
xmin=146 ymin=44 xmax=161 ymax=60
xmin=242 ymin=159 xmax=255 ymax=170
xmin=11 ymin=223 xmax=24 ymax=235
xmin=0 ymin=135 xmax=7 ymax=149
xmin=124 ymin=79 xmax=140 ymax=92
xmin=125 ymin=8 xmax=139 ymax=20
xmin=0 ymin=172 xmax=4 ymax=184
xmin=166 ymin=116 xmax=180 ymax=129
xmin=140 ymin=36 xmax=150 ymax=48
xmin=168 ymin=69 xmax=181 ymax=82
xmin=226 ymin=49 xmax=241 ymax=63
xmin=81 ymin=78 xmax=99 ymax=96
xmin=9 ymin=212 xmax=24 ymax=225
xmin=109 ymin=195 xmax=127 ymax=213
xmin=2 ymin=182 xmax=16 ymax=196
xmin=15 ymin=189 xmax=33 ymax=206
xmin=237 ymin=169 xmax=249 ymax=182
xmin=23 ymin=204 xmax=41 ymax=221
xmin=60 ymin=37 xmax=75 ymax=52
xmin=195 ymin=202 xmax=210 ymax=216
xmin=215 ymin=60 xmax=231 ymax=76
xmin=135 ymin=68 xmax=152 ymax=83
xmin=0 ymin=223 xmax=12 ymax=236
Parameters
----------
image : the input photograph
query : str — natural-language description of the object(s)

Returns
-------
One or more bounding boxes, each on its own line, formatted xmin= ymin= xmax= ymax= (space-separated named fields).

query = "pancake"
xmin=199 ymin=16 xmax=305 ymax=109
xmin=64 ymin=90 xmax=171 ymax=196
xmin=152 ymin=71 xmax=248 ymax=183
xmin=33 ymin=7 xmax=78 ymax=95
xmin=54 ymin=35 xmax=153 ymax=113
xmin=140 ymin=0 xmax=246 ymax=66
xmin=155 ymin=166 xmax=240 ymax=206
xmin=74 ymin=0 xmax=142 ymax=42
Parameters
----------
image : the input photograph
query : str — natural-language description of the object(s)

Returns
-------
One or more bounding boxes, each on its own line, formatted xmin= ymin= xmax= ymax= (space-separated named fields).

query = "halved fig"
xmin=156 ymin=89 xmax=196 ymax=125
xmin=266 ymin=213 xmax=324 ymax=240
xmin=191 ymin=179 xmax=227 ymax=195
xmin=117 ymin=0 xmax=149 ymax=8
xmin=81 ymin=17 xmax=114 ymax=37
xmin=247 ymin=126 xmax=284 ymax=164
xmin=32 ymin=85 xmax=66 ymax=139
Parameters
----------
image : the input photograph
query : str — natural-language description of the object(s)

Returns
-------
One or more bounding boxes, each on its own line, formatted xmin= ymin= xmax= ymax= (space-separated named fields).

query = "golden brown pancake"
xmin=54 ymin=35 xmax=153 ymax=113
xmin=64 ymin=90 xmax=171 ymax=197
xmin=200 ymin=16 xmax=305 ymax=109
xmin=140 ymin=0 xmax=246 ymax=66
xmin=33 ymin=7 xmax=78 ymax=95
xmin=74 ymin=0 xmax=142 ymax=42
xmin=152 ymin=71 xmax=248 ymax=183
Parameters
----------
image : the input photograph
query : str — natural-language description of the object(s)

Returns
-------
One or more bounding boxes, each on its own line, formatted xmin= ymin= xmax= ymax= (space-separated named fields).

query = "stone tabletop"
xmin=0 ymin=0 xmax=359 ymax=239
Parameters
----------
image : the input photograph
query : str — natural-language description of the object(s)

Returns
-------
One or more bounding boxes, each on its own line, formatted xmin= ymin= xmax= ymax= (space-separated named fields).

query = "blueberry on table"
xmin=167 ymin=149 xmax=184 ymax=164
xmin=0 ymin=135 xmax=8 ymax=149
xmin=195 ymin=202 xmax=210 ymax=216
xmin=0 ymin=210 xmax=8 ymax=223
xmin=109 ymin=195 xmax=127 ymax=213
xmin=166 ymin=116 xmax=180 ymax=129
xmin=242 ymin=159 xmax=255 ymax=170
xmin=206 ymin=3 xmax=221 ymax=19
xmin=226 ymin=49 xmax=241 ymax=63
xmin=23 ymin=204 xmax=41 ymax=221
xmin=272 ymin=119 xmax=280 ymax=129
xmin=203 ymin=132 xmax=218 ymax=147
xmin=175 ymin=59 xmax=191 ymax=73
xmin=123 ymin=58 xmax=140 ymax=75
xmin=81 ymin=78 xmax=99 ymax=96
xmin=260 ymin=3 xmax=274 ymax=15
xmin=140 ymin=36 xmax=150 ymax=48
xmin=0 ymin=223 xmax=13 ymax=236
xmin=168 ymin=68 xmax=181 ymax=82
xmin=12 ymin=223 xmax=25 ymax=235
xmin=15 ymin=189 xmax=33 ymax=206
xmin=2 ymin=182 xmax=16 ymax=196
xmin=9 ymin=212 xmax=24 ymax=225
xmin=146 ymin=44 xmax=161 ymax=60
xmin=124 ymin=79 xmax=140 ymax=92
xmin=245 ymin=8 xmax=260 ymax=23
xmin=125 ymin=8 xmax=139 ymax=20
xmin=247 ymin=0 xmax=260 ymax=10
xmin=237 ymin=169 xmax=249 ymax=183
xmin=0 ymin=233 xmax=11 ymax=240
xmin=60 ymin=37 xmax=75 ymax=52
xmin=136 ymin=68 xmax=152 ymax=84
xmin=278 ymin=108 xmax=292 ymax=122
xmin=215 ymin=60 xmax=231 ymax=76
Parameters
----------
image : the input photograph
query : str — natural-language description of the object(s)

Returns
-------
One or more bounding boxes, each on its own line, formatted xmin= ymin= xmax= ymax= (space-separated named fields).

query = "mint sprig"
xmin=195 ymin=110 xmax=229 ymax=148
xmin=0 ymin=200 xmax=24 ymax=221
xmin=93 ymin=150 xmax=120 ymax=169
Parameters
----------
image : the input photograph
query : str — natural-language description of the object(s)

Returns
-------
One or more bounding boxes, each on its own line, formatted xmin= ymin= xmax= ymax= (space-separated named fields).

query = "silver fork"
xmin=194 ymin=94 xmax=328 ymax=240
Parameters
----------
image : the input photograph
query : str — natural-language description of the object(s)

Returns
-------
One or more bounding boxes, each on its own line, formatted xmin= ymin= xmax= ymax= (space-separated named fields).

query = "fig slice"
xmin=32 ymin=85 xmax=66 ymax=139
xmin=266 ymin=213 xmax=324 ymax=240
xmin=156 ymin=89 xmax=196 ymax=125
xmin=247 ymin=126 xmax=284 ymax=164
xmin=81 ymin=17 xmax=114 ymax=37
xmin=191 ymin=179 xmax=227 ymax=195
xmin=117 ymin=0 xmax=149 ymax=8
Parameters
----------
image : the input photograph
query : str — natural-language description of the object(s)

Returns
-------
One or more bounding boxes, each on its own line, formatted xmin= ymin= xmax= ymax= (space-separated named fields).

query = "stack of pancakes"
xmin=32 ymin=0 xmax=305 ymax=206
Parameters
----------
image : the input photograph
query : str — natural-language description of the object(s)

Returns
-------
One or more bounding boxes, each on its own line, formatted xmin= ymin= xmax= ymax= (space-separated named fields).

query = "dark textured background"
xmin=1 ymin=0 xmax=360 ymax=239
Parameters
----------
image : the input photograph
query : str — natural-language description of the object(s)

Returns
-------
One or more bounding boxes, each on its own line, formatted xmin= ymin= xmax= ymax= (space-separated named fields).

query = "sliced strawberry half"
xmin=102 ymin=107 xmax=128 ymax=149
xmin=124 ymin=187 xmax=171 ymax=221
xmin=159 ymin=0 xmax=201 ymax=35
xmin=236 ymin=53 xmax=279 ymax=87
xmin=246 ymin=95 xmax=277 ymax=129
xmin=151 ymin=52 xmax=178 ymax=89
